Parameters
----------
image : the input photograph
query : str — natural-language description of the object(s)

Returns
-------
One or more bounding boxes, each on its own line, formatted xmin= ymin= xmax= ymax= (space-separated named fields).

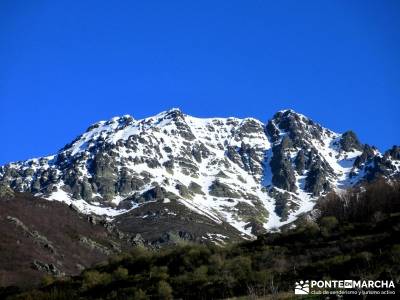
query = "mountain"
xmin=0 ymin=109 xmax=399 ymax=240
xmin=4 ymin=179 xmax=400 ymax=299
xmin=10 ymin=213 xmax=400 ymax=299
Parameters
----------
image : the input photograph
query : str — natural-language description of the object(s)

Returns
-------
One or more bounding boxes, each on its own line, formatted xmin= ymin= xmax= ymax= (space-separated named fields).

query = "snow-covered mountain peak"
xmin=1 ymin=109 xmax=398 ymax=238
xmin=267 ymin=109 xmax=336 ymax=145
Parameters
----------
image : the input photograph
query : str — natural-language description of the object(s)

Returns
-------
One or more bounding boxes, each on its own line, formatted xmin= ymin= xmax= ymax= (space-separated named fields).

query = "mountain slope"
xmin=0 ymin=109 xmax=399 ymax=238
xmin=5 ymin=179 xmax=400 ymax=299
xmin=0 ymin=188 xmax=131 ymax=287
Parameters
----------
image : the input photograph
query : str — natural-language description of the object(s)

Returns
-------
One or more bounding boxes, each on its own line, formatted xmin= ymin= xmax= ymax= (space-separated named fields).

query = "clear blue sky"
xmin=1 ymin=0 xmax=399 ymax=165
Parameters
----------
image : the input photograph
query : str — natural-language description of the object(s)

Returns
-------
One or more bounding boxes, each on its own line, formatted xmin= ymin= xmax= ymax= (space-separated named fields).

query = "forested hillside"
xmin=2 ymin=180 xmax=399 ymax=299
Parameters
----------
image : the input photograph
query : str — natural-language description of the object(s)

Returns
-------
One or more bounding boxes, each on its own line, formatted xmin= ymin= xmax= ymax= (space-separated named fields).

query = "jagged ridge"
xmin=1 ymin=108 xmax=399 ymax=238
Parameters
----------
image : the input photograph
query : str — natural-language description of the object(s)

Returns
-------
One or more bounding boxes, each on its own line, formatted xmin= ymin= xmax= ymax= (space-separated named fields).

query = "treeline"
xmin=316 ymin=179 xmax=400 ymax=223
xmin=2 ymin=180 xmax=400 ymax=300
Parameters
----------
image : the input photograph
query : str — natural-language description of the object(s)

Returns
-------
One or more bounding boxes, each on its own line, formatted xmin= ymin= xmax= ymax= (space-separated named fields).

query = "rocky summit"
xmin=1 ymin=108 xmax=399 ymax=240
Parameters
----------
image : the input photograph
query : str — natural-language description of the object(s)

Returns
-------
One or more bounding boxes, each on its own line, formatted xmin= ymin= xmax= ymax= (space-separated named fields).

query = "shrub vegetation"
xmin=2 ymin=180 xmax=400 ymax=299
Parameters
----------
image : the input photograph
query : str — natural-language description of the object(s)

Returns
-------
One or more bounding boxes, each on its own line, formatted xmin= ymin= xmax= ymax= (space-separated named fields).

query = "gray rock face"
xmin=353 ymin=145 xmax=376 ymax=169
xmin=175 ymin=183 xmax=192 ymax=198
xmin=234 ymin=201 xmax=268 ymax=235
xmin=7 ymin=216 xmax=55 ymax=253
xmin=265 ymin=120 xmax=280 ymax=142
xmin=0 ymin=184 xmax=14 ymax=198
xmin=266 ymin=111 xmax=336 ymax=198
xmin=269 ymin=110 xmax=324 ymax=147
xmin=294 ymin=150 xmax=306 ymax=174
xmin=305 ymin=162 xmax=331 ymax=196
xmin=90 ymin=152 xmax=118 ymax=200
xmin=364 ymin=156 xmax=398 ymax=181
xmin=226 ymin=146 xmax=243 ymax=167
xmin=269 ymin=141 xmax=297 ymax=192
xmin=238 ymin=142 xmax=264 ymax=176
xmin=162 ymin=109 xmax=196 ymax=141
xmin=78 ymin=236 xmax=113 ymax=255
xmin=340 ymin=131 xmax=363 ymax=152
xmin=188 ymin=181 xmax=204 ymax=195
xmin=129 ymin=186 xmax=179 ymax=203
xmin=32 ymin=260 xmax=64 ymax=276
xmin=209 ymin=180 xmax=241 ymax=198
xmin=349 ymin=145 xmax=400 ymax=182
xmin=130 ymin=233 xmax=145 ymax=247
xmin=386 ymin=146 xmax=400 ymax=160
